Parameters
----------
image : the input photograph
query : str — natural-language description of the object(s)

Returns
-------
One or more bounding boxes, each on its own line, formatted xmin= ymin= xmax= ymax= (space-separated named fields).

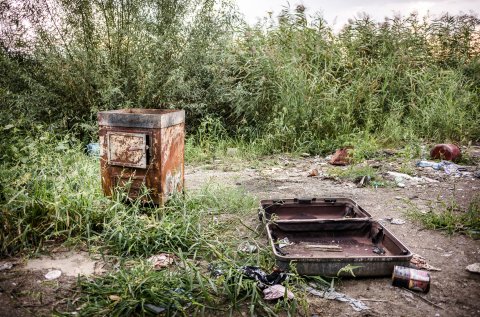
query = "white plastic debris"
xmin=390 ymin=218 xmax=406 ymax=225
xmin=238 ymin=242 xmax=257 ymax=253
xmin=466 ymin=263 xmax=480 ymax=274
xmin=386 ymin=171 xmax=438 ymax=187
xmin=305 ymin=285 xmax=369 ymax=312
xmin=263 ymin=284 xmax=295 ymax=300
xmin=278 ymin=237 xmax=293 ymax=249
xmin=45 ymin=269 xmax=62 ymax=280
xmin=0 ymin=262 xmax=14 ymax=271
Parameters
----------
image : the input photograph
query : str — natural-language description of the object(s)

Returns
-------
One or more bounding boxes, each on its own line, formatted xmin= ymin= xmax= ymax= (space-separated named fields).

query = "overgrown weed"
xmin=0 ymin=133 xmax=315 ymax=315
xmin=2 ymin=4 xmax=479 ymax=154
xmin=406 ymin=195 xmax=480 ymax=238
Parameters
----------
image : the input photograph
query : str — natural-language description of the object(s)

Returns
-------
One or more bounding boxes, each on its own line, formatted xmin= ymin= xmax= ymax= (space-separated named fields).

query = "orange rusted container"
xmin=430 ymin=143 xmax=461 ymax=162
xmin=98 ymin=109 xmax=185 ymax=204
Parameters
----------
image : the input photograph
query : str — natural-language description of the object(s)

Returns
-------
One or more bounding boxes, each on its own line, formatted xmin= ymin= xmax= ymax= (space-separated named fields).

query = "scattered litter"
xmin=466 ymin=263 xmax=480 ymax=274
xmin=442 ymin=162 xmax=466 ymax=175
xmin=392 ymin=266 xmax=430 ymax=293
xmin=410 ymin=254 xmax=441 ymax=271
xmin=147 ymin=253 xmax=177 ymax=270
xmin=167 ymin=288 xmax=193 ymax=310
xmin=307 ymin=168 xmax=319 ymax=177
xmin=305 ymin=285 xmax=369 ymax=312
xmin=277 ymin=237 xmax=293 ymax=249
xmin=305 ymin=244 xmax=343 ymax=252
xmin=386 ymin=171 xmax=437 ymax=187
xmin=0 ymin=262 xmax=14 ymax=271
xmin=371 ymin=227 xmax=384 ymax=245
xmin=301 ymin=152 xmax=310 ymax=158
xmin=108 ymin=295 xmax=121 ymax=301
xmin=274 ymin=245 xmax=287 ymax=256
xmin=207 ymin=263 xmax=226 ymax=278
xmin=358 ymin=298 xmax=389 ymax=302
xmin=395 ymin=196 xmax=402 ymax=200
xmin=238 ymin=242 xmax=257 ymax=253
xmin=390 ymin=218 xmax=406 ymax=225
xmin=329 ymin=147 xmax=352 ymax=166
xmin=355 ymin=175 xmax=371 ymax=187
xmin=145 ymin=303 xmax=166 ymax=314
xmin=86 ymin=143 xmax=100 ymax=157
xmin=416 ymin=160 xmax=444 ymax=169
xmin=371 ymin=180 xmax=383 ymax=188
xmin=45 ymin=269 xmax=62 ymax=280
xmin=416 ymin=160 xmax=467 ymax=176
xmin=372 ymin=246 xmax=385 ymax=255
xmin=263 ymin=284 xmax=295 ymax=300
xmin=430 ymin=144 xmax=461 ymax=162
xmin=240 ymin=266 xmax=287 ymax=287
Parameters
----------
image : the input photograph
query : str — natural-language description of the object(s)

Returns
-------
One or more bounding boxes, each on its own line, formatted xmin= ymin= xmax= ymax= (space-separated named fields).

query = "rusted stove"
xmin=98 ymin=109 xmax=184 ymax=204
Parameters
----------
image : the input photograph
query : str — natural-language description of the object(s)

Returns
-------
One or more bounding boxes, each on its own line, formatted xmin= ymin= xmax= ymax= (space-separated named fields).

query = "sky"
xmin=234 ymin=0 xmax=480 ymax=30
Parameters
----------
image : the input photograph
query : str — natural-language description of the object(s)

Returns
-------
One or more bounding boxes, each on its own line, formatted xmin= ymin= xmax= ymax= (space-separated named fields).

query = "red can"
xmin=430 ymin=144 xmax=461 ymax=162
xmin=392 ymin=266 xmax=430 ymax=293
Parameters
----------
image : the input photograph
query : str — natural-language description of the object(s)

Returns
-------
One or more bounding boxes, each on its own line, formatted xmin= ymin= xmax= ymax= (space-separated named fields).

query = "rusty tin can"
xmin=430 ymin=144 xmax=461 ymax=162
xmin=392 ymin=266 xmax=430 ymax=293
xmin=98 ymin=109 xmax=185 ymax=204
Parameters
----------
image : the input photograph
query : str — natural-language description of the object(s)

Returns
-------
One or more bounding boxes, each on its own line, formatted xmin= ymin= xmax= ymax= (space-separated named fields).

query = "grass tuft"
xmin=406 ymin=195 xmax=480 ymax=238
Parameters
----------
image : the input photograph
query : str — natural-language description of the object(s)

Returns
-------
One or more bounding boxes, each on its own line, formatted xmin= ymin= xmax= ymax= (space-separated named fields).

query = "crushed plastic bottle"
xmin=416 ymin=160 xmax=444 ymax=170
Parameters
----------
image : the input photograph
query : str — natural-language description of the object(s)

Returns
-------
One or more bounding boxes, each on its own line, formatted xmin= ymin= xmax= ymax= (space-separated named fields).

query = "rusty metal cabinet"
xmin=98 ymin=109 xmax=185 ymax=204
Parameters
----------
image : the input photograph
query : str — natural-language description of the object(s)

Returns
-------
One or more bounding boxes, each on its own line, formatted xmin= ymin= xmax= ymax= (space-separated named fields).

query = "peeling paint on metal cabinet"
xmin=107 ymin=132 xmax=148 ymax=168
xmin=98 ymin=109 xmax=185 ymax=204
xmin=160 ymin=123 xmax=185 ymax=201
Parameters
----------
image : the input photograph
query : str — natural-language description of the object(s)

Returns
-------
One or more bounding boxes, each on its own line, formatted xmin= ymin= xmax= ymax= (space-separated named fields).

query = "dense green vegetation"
xmin=1 ymin=1 xmax=479 ymax=154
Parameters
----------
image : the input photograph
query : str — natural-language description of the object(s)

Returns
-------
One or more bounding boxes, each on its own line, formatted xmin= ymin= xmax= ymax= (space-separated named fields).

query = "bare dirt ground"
xmin=1 ymin=153 xmax=479 ymax=317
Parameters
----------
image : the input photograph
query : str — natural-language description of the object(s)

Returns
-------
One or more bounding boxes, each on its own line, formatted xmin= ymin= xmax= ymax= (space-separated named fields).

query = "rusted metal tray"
xmin=267 ymin=220 xmax=412 ymax=277
xmin=259 ymin=198 xmax=371 ymax=222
